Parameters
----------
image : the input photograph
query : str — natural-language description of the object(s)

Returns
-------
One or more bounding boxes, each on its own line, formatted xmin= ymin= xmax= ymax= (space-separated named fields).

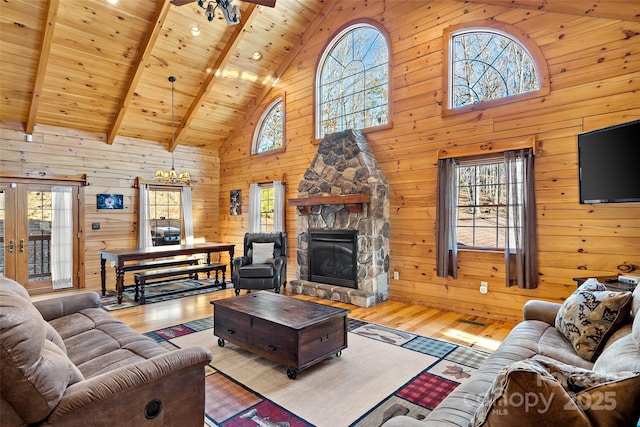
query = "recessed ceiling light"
xmin=251 ymin=51 xmax=262 ymax=61
xmin=191 ymin=26 xmax=201 ymax=36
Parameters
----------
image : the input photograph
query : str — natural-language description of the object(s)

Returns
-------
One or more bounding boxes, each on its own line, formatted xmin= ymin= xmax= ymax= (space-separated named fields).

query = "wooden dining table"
xmin=100 ymin=242 xmax=235 ymax=304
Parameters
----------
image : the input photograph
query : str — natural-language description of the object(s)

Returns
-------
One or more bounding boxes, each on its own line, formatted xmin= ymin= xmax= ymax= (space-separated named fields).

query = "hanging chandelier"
xmin=156 ymin=76 xmax=191 ymax=185
xmin=198 ymin=0 xmax=241 ymax=25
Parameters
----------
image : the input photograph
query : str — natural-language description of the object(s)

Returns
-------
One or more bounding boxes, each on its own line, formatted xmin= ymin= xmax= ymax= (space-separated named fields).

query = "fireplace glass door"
xmin=309 ymin=229 xmax=357 ymax=288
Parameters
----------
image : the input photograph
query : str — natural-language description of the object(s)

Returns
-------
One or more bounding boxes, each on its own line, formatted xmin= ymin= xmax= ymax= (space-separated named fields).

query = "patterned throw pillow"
xmin=555 ymin=279 xmax=632 ymax=361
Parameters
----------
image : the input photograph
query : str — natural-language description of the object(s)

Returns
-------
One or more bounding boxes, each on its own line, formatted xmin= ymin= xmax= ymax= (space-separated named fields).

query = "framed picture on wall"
xmin=97 ymin=194 xmax=124 ymax=210
xmin=230 ymin=190 xmax=241 ymax=215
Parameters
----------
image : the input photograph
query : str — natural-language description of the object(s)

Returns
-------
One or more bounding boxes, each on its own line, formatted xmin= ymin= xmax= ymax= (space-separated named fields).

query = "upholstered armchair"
xmin=232 ymin=232 xmax=287 ymax=295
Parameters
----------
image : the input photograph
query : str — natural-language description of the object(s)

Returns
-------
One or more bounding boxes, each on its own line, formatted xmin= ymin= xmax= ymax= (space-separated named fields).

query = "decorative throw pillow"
xmin=252 ymin=242 xmax=275 ymax=264
xmin=470 ymin=358 xmax=640 ymax=427
xmin=555 ymin=278 xmax=632 ymax=361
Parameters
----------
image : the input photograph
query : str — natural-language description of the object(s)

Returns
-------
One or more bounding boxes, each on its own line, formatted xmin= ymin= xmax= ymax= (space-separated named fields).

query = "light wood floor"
xmin=96 ymin=287 xmax=517 ymax=353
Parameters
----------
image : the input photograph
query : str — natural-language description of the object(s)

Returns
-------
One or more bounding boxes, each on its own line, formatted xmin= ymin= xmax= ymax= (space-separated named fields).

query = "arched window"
xmin=252 ymin=97 xmax=284 ymax=154
xmin=316 ymin=22 xmax=389 ymax=139
xmin=444 ymin=22 xmax=549 ymax=113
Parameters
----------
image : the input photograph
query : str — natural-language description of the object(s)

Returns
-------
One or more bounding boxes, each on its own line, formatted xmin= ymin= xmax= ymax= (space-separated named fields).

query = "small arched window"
xmin=316 ymin=22 xmax=389 ymax=139
xmin=252 ymin=97 xmax=284 ymax=154
xmin=444 ymin=22 xmax=549 ymax=113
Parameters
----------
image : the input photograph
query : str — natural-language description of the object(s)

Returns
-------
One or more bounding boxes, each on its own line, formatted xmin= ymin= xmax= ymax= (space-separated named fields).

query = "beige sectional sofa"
xmin=0 ymin=275 xmax=212 ymax=426
xmin=384 ymin=281 xmax=640 ymax=426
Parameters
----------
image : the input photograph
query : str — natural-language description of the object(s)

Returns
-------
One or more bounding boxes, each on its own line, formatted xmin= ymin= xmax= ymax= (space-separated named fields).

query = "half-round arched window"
xmin=252 ymin=97 xmax=284 ymax=154
xmin=444 ymin=21 xmax=549 ymax=113
xmin=316 ymin=22 xmax=389 ymax=139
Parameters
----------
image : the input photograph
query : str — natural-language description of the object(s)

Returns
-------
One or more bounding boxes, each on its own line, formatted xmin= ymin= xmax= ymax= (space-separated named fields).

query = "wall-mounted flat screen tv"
xmin=578 ymin=119 xmax=640 ymax=204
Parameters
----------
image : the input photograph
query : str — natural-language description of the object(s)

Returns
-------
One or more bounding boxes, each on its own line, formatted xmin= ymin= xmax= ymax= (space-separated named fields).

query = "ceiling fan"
xmin=171 ymin=0 xmax=275 ymax=25
xmin=171 ymin=0 xmax=275 ymax=8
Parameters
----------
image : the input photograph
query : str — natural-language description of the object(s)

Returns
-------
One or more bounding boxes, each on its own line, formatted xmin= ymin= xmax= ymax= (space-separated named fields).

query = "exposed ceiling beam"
xmin=170 ymin=3 xmax=259 ymax=151
xmin=26 ymin=0 xmax=59 ymax=135
xmin=219 ymin=0 xmax=339 ymax=153
xmin=456 ymin=0 xmax=640 ymax=22
xmin=107 ymin=0 xmax=172 ymax=145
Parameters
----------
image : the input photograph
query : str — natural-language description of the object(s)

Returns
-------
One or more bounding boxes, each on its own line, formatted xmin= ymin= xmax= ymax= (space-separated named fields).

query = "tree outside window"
xmin=456 ymin=161 xmax=509 ymax=249
xmin=253 ymin=98 xmax=284 ymax=154
xmin=450 ymin=29 xmax=539 ymax=109
xmin=259 ymin=185 xmax=275 ymax=232
xmin=148 ymin=187 xmax=182 ymax=246
xmin=317 ymin=23 xmax=389 ymax=139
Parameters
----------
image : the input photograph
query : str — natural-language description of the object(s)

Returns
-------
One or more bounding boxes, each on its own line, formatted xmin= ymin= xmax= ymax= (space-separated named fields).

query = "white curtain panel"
xmin=181 ymin=186 xmax=194 ymax=244
xmin=51 ymin=186 xmax=73 ymax=289
xmin=137 ymin=184 xmax=153 ymax=248
xmin=273 ymin=180 xmax=285 ymax=232
xmin=248 ymin=183 xmax=261 ymax=233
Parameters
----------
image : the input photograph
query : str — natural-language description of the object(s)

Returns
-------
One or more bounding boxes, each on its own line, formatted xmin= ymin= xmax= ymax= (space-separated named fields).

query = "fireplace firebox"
xmin=309 ymin=229 xmax=357 ymax=289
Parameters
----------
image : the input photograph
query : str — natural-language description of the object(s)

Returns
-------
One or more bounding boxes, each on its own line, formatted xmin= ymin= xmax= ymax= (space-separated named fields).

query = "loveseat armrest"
xmin=522 ymin=299 xmax=561 ymax=325
xmin=46 ymin=346 xmax=212 ymax=425
xmin=33 ymin=292 xmax=101 ymax=321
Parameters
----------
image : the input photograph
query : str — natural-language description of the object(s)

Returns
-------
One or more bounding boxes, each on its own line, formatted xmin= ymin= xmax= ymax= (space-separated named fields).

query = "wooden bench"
xmin=114 ymin=258 xmax=201 ymax=290
xmin=133 ymin=263 xmax=227 ymax=304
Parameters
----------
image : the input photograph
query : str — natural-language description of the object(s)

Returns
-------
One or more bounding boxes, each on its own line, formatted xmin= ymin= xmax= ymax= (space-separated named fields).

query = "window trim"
xmin=147 ymin=184 xmax=184 ymax=246
xmin=251 ymin=95 xmax=286 ymax=156
xmin=442 ymin=20 xmax=550 ymax=117
xmin=314 ymin=18 xmax=392 ymax=140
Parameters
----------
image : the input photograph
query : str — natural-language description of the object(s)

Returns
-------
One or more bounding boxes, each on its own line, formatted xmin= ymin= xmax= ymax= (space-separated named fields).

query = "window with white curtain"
xmin=248 ymin=181 xmax=285 ymax=233
xmin=138 ymin=185 xmax=193 ymax=247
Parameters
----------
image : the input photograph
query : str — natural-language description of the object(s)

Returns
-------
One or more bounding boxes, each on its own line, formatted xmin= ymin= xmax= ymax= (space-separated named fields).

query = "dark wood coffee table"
xmin=210 ymin=291 xmax=349 ymax=379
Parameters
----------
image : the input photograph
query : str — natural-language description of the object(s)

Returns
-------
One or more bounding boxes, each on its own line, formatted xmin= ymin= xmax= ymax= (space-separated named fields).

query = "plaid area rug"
xmin=145 ymin=317 xmax=490 ymax=426
xmin=100 ymin=278 xmax=225 ymax=310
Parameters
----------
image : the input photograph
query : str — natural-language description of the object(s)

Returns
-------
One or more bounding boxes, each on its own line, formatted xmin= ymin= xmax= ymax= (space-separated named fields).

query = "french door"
xmin=0 ymin=179 xmax=80 ymax=294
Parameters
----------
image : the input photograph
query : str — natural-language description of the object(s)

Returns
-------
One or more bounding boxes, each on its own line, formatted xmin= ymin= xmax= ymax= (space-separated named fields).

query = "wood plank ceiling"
xmin=0 ymin=0 xmax=335 ymax=151
xmin=1 ymin=0 xmax=637 ymax=152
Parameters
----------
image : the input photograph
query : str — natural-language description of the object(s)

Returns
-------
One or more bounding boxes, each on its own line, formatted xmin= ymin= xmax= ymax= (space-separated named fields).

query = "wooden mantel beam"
xmin=288 ymin=194 xmax=371 ymax=214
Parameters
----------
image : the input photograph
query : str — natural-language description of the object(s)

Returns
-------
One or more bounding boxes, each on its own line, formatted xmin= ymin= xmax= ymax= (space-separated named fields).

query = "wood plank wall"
xmin=218 ymin=0 xmax=640 ymax=321
xmin=0 ymin=122 xmax=220 ymax=289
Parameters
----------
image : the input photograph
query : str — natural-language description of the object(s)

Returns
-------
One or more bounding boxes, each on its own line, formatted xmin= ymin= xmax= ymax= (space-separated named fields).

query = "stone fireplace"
xmin=289 ymin=129 xmax=390 ymax=307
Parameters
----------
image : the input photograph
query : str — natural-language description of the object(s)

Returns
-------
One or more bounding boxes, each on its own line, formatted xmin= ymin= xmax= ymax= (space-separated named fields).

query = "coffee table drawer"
xmin=250 ymin=318 xmax=297 ymax=365
xmin=214 ymin=306 xmax=251 ymax=344
xmin=298 ymin=316 xmax=347 ymax=366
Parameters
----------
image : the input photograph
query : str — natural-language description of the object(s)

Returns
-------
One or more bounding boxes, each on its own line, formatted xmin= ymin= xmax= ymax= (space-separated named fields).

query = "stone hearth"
xmin=289 ymin=129 xmax=390 ymax=308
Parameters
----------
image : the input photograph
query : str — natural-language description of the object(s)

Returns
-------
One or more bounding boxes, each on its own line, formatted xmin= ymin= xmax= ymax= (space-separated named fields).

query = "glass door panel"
xmin=0 ymin=179 xmax=79 ymax=294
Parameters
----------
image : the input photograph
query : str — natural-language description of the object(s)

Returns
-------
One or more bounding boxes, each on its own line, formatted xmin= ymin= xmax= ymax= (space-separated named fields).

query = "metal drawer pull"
xmin=266 ymin=345 xmax=277 ymax=351
xmin=227 ymin=329 xmax=236 ymax=335
xmin=320 ymin=335 xmax=329 ymax=342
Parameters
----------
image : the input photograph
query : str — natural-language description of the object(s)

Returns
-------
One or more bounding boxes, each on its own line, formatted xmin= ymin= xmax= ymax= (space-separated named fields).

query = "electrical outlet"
xmin=393 ymin=271 xmax=399 ymax=280
xmin=110 ymin=261 xmax=116 ymax=268
xmin=480 ymin=281 xmax=488 ymax=294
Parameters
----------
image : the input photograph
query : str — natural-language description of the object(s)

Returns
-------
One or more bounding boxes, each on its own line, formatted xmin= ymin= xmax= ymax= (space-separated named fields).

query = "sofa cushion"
xmin=252 ymin=242 xmax=275 ymax=264
xmin=471 ymin=358 xmax=640 ymax=427
xmin=555 ymin=279 xmax=632 ymax=361
xmin=0 ymin=288 xmax=83 ymax=424
xmin=593 ymin=330 xmax=640 ymax=374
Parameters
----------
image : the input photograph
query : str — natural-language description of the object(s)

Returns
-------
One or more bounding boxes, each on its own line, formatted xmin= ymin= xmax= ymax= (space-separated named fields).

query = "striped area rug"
xmin=145 ymin=317 xmax=490 ymax=426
